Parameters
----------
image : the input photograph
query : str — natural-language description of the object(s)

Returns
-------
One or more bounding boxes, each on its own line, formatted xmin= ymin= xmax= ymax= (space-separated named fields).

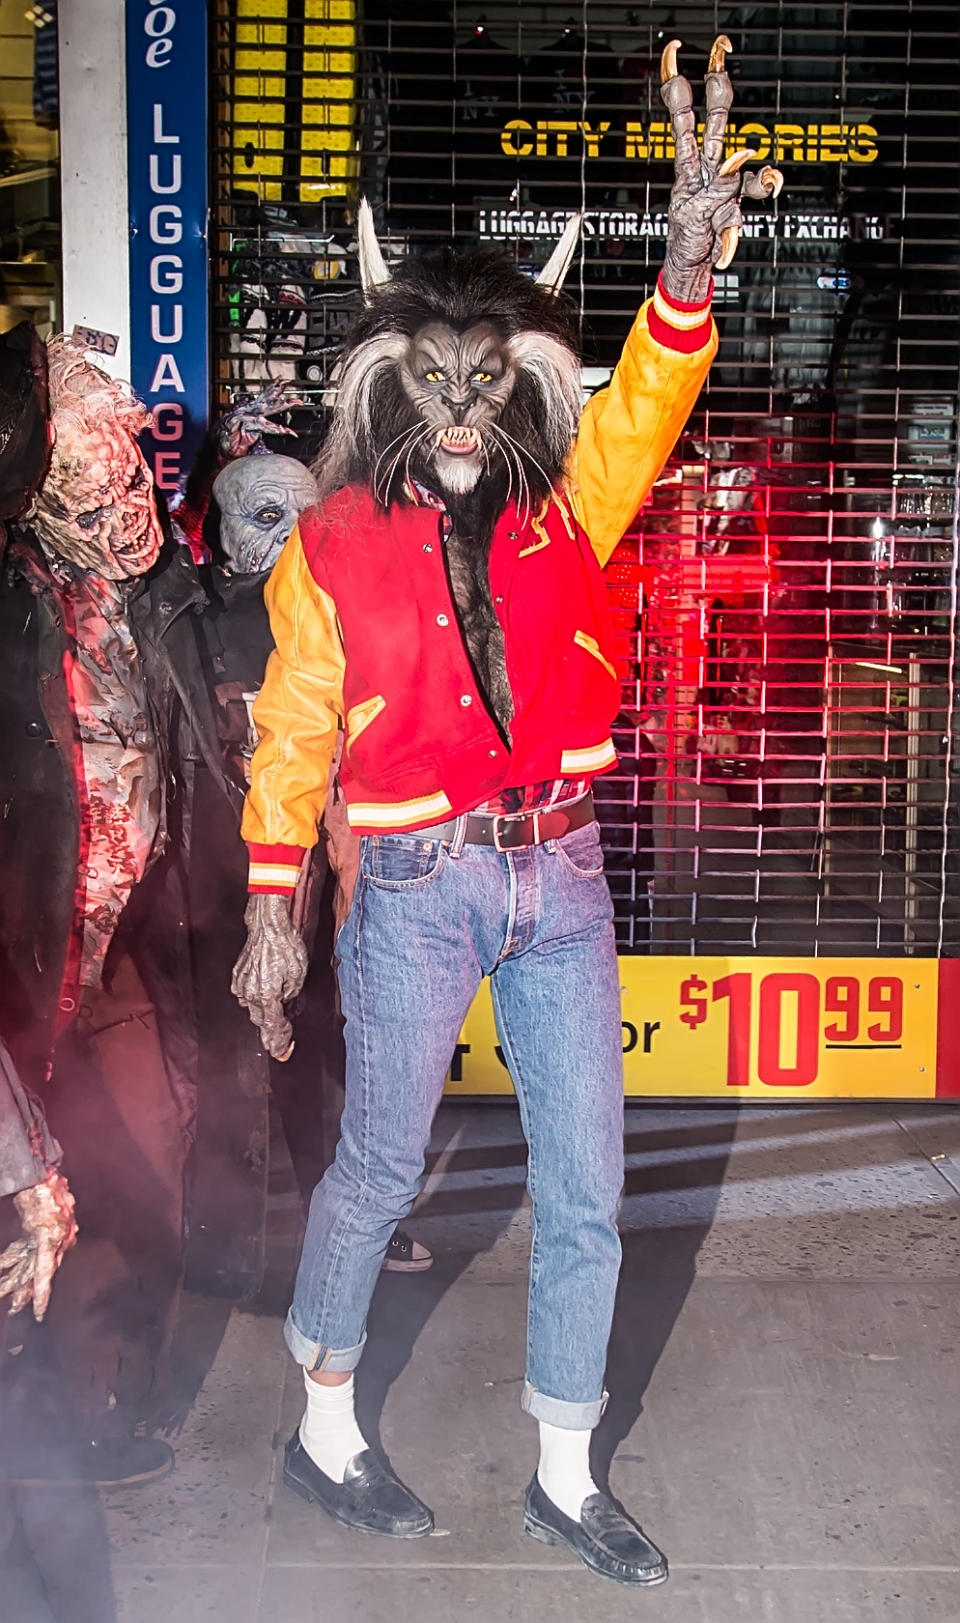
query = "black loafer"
xmin=283 ymin=1433 xmax=434 ymax=1537
xmin=523 ymin=1473 xmax=668 ymax=1587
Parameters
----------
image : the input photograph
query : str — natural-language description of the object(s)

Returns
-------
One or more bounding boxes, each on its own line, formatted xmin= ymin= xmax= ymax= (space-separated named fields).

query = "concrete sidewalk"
xmin=106 ymin=1102 xmax=960 ymax=1623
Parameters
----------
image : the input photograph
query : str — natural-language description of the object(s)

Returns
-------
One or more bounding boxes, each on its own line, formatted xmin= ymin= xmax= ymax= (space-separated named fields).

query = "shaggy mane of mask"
xmin=314 ymin=250 xmax=583 ymax=515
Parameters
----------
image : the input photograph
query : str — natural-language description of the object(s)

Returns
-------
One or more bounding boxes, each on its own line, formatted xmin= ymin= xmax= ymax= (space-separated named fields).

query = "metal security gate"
xmin=210 ymin=2 xmax=960 ymax=1096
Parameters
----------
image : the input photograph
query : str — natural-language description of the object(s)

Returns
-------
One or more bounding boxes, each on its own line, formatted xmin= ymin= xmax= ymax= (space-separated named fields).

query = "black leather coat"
xmin=0 ymin=530 xmax=240 ymax=1092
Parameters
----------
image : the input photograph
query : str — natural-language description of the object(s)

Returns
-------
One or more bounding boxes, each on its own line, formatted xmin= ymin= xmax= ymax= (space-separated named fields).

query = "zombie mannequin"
xmin=25 ymin=339 xmax=167 ymax=988
xmin=233 ymin=43 xmax=782 ymax=1584
xmin=0 ymin=336 xmax=232 ymax=1084
xmin=0 ymin=337 xmax=235 ymax=1481
xmin=198 ymin=439 xmax=430 ymax=1269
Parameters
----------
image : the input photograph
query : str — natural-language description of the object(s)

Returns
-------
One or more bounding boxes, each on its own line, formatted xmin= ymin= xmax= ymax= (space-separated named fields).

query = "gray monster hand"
xmin=659 ymin=36 xmax=784 ymax=304
xmin=231 ymin=893 xmax=309 ymax=1060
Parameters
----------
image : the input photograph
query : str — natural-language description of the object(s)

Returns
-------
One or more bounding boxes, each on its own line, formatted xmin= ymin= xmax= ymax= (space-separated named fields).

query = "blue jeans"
xmin=284 ymin=818 xmax=625 ymax=1429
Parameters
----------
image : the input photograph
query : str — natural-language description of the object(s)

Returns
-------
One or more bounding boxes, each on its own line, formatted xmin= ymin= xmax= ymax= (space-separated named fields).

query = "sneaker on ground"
xmin=382 ymin=1230 xmax=433 ymax=1272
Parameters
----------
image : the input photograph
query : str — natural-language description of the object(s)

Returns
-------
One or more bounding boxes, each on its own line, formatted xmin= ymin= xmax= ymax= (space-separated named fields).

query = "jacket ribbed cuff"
xmin=248 ymin=842 xmax=306 ymax=894
xmin=648 ymin=273 xmax=714 ymax=353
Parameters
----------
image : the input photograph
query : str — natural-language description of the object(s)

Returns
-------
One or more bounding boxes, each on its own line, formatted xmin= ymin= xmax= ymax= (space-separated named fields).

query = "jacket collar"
xmin=397 ymin=479 xmax=575 ymax=539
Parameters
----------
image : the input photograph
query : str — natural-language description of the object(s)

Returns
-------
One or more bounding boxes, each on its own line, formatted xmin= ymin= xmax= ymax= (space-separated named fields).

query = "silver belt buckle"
xmin=493 ymin=810 xmax=541 ymax=852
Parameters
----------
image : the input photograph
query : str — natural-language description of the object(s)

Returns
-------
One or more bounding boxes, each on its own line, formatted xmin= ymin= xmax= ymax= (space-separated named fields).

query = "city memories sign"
xmin=499 ymin=117 xmax=879 ymax=165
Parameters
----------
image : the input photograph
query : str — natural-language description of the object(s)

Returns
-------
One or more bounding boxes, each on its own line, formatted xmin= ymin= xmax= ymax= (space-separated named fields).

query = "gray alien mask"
xmin=213 ymin=453 xmax=318 ymax=576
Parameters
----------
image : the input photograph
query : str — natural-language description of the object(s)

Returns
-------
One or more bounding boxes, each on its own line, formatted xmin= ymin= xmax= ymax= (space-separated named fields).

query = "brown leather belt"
xmin=415 ymin=793 xmax=595 ymax=852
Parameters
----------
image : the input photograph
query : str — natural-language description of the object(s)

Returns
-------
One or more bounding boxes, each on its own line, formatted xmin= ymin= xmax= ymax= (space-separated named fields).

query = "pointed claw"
xmin=759 ymin=164 xmax=784 ymax=198
xmin=715 ymin=225 xmax=740 ymax=270
xmin=708 ymin=34 xmax=733 ymax=74
xmin=660 ymin=38 xmax=682 ymax=83
xmin=718 ymin=148 xmax=758 ymax=178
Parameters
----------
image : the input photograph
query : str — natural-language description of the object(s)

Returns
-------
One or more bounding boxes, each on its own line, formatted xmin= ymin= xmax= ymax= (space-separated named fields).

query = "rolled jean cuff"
xmin=283 ymin=1309 xmax=366 ymax=1373
xmin=521 ymin=1381 xmax=608 ymax=1430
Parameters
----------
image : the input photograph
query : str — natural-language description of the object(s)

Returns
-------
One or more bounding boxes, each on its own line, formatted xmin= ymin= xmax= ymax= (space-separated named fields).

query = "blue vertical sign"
xmin=126 ymin=2 xmax=209 ymax=494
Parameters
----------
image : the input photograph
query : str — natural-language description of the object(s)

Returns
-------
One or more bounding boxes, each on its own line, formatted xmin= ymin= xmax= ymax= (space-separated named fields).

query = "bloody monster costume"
xmin=27 ymin=337 xmax=165 ymax=988
xmin=0 ymin=338 xmax=235 ymax=1065
xmin=233 ymin=41 xmax=782 ymax=1584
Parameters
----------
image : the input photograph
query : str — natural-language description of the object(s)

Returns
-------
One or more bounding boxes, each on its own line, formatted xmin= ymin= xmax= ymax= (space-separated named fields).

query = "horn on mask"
xmin=356 ymin=198 xmax=392 ymax=299
xmin=535 ymin=212 xmax=583 ymax=295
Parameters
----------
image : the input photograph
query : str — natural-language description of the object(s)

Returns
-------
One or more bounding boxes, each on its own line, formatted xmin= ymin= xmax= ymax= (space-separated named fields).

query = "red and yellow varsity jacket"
xmin=243 ymin=275 xmax=717 ymax=894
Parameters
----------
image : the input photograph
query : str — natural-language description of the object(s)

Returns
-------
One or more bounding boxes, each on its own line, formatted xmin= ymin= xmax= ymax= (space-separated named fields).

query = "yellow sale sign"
xmin=445 ymin=956 xmax=943 ymax=1100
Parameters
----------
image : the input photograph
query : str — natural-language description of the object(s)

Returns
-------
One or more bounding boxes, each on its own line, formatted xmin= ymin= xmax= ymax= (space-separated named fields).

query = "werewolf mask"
xmin=315 ymin=206 xmax=584 ymax=523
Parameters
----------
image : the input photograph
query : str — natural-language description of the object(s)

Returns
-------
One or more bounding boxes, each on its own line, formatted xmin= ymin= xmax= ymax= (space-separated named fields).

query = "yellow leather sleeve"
xmin=565 ymin=299 xmax=718 ymax=568
xmin=240 ymin=523 xmax=345 ymax=851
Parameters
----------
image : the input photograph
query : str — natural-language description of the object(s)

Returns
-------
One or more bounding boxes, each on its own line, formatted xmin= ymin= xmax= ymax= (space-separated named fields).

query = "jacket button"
xmin=460 ymin=694 xmax=472 ymax=707
xmin=488 ymin=749 xmax=498 ymax=758
xmin=508 ymin=531 xmax=519 ymax=540
xmin=495 ymin=595 xmax=503 ymax=605
xmin=436 ymin=613 xmax=449 ymax=626
xmin=423 ymin=542 xmax=433 ymax=552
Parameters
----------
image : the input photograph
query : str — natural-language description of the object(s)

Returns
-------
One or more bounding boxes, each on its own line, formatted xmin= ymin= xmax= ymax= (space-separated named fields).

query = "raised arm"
xmin=567 ymin=36 xmax=783 ymax=567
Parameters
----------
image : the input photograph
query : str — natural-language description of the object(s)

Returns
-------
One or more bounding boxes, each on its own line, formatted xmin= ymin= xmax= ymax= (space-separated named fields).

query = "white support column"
xmin=58 ymin=0 xmax=130 ymax=379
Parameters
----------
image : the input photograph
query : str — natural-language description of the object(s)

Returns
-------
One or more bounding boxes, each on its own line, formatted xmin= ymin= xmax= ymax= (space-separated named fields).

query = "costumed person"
xmin=232 ymin=42 xmax=782 ymax=1585
xmin=0 ymin=334 xmax=236 ymax=1483
xmin=194 ymin=408 xmax=431 ymax=1270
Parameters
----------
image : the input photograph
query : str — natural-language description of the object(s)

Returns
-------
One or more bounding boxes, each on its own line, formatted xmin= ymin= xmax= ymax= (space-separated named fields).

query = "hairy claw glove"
xmin=231 ymin=892 xmax=310 ymax=1060
xmin=0 ymin=1170 xmax=77 ymax=1322
xmin=660 ymin=35 xmax=784 ymax=304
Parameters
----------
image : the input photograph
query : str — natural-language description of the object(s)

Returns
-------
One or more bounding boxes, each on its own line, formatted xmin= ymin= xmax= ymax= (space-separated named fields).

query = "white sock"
xmin=299 ymin=1370 xmax=368 ymax=1484
xmin=536 ymin=1420 xmax=598 ymax=1522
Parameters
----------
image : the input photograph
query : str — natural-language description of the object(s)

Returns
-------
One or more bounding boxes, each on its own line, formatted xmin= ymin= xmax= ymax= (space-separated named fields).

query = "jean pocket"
xmin=554 ymin=820 xmax=605 ymax=879
xmin=361 ymin=834 xmax=448 ymax=890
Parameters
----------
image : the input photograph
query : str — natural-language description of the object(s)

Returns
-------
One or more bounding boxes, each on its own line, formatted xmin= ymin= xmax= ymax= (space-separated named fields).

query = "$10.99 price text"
xmin=678 ymin=971 xmax=904 ymax=1088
